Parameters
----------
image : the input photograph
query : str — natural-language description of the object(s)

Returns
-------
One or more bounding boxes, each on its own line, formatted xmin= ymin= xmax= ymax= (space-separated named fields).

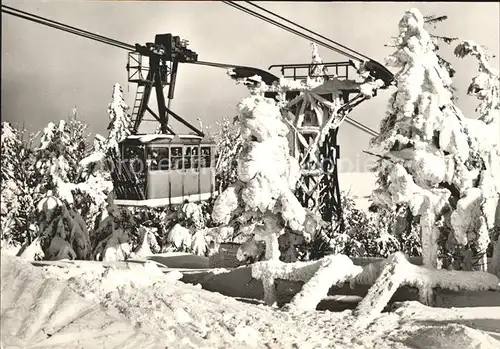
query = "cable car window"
xmin=184 ymin=146 xmax=192 ymax=169
xmin=146 ymin=148 xmax=158 ymax=170
xmin=147 ymin=147 xmax=169 ymax=171
xmin=124 ymin=145 xmax=145 ymax=174
xmin=201 ymin=147 xmax=211 ymax=168
xmin=157 ymin=147 xmax=170 ymax=170
xmin=191 ymin=147 xmax=199 ymax=169
xmin=171 ymin=147 xmax=183 ymax=170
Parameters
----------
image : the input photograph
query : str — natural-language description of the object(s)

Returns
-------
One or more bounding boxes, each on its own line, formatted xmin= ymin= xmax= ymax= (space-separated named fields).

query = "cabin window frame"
xmin=123 ymin=144 xmax=146 ymax=174
xmin=147 ymin=145 xmax=170 ymax=171
xmin=200 ymin=146 xmax=212 ymax=169
xmin=170 ymin=146 xmax=183 ymax=171
xmin=183 ymin=144 xmax=202 ymax=171
xmin=184 ymin=145 xmax=192 ymax=170
xmin=193 ymin=145 xmax=200 ymax=171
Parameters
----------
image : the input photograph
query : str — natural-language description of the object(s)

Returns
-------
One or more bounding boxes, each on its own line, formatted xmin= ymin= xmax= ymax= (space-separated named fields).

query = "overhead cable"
xmin=222 ymin=1 xmax=361 ymax=61
xmin=1 ymin=5 xmax=135 ymax=51
xmin=244 ymin=1 xmax=372 ymax=61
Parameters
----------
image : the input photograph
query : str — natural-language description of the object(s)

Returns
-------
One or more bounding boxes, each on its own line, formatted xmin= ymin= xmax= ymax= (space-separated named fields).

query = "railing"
xmin=268 ymin=61 xmax=355 ymax=81
xmin=126 ymin=52 xmax=150 ymax=84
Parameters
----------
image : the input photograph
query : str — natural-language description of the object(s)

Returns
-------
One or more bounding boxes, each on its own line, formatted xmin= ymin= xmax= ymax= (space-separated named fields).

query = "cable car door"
xmin=182 ymin=144 xmax=200 ymax=201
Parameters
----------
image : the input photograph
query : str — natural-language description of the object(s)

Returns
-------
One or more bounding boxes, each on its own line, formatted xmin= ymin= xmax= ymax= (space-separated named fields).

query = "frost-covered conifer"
xmin=1 ymin=123 xmax=41 ymax=251
xmin=454 ymin=40 xmax=500 ymax=275
xmin=212 ymin=116 xmax=245 ymax=193
xmin=107 ymin=83 xmax=132 ymax=152
xmin=91 ymin=198 xmax=136 ymax=261
xmin=1 ymin=123 xmax=25 ymax=244
xmin=20 ymin=118 xmax=95 ymax=260
xmin=79 ymin=83 xmax=137 ymax=260
xmin=371 ymin=8 xmax=499 ymax=271
xmin=211 ymin=84 xmax=320 ymax=261
xmin=309 ymin=43 xmax=330 ymax=81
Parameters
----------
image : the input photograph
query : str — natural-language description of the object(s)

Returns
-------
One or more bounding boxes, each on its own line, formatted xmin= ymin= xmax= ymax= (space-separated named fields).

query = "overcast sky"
xmin=2 ymin=1 xmax=499 ymax=172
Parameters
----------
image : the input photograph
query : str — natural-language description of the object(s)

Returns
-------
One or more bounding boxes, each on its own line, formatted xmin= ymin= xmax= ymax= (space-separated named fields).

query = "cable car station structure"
xmin=2 ymin=3 xmax=394 ymax=223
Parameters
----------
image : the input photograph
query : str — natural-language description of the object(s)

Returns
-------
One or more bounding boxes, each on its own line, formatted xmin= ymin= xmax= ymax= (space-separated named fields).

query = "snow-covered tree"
xmin=1 ymin=123 xmax=39 ymax=248
xmin=1 ymin=122 xmax=21 ymax=185
xmin=211 ymin=83 xmax=321 ymax=262
xmin=423 ymin=14 xmax=458 ymax=87
xmin=1 ymin=122 xmax=24 ymax=239
xmin=16 ymin=117 xmax=96 ymax=260
xmin=454 ymin=41 xmax=500 ymax=125
xmin=80 ymin=83 xmax=131 ymax=213
xmin=76 ymin=83 xmax=142 ymax=261
xmin=107 ymin=83 xmax=133 ymax=152
xmin=371 ymin=8 xmax=499 ymax=271
xmin=309 ymin=43 xmax=330 ymax=80
xmin=454 ymin=40 xmax=500 ymax=276
xmin=211 ymin=116 xmax=245 ymax=193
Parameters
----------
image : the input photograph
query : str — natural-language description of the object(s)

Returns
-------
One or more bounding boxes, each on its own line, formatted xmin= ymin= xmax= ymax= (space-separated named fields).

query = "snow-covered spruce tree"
xmin=368 ymin=13 xmax=457 ymax=250
xmin=211 ymin=81 xmax=319 ymax=262
xmin=107 ymin=83 xmax=133 ymax=152
xmin=371 ymin=8 xmax=499 ymax=271
xmin=423 ymin=14 xmax=458 ymax=94
xmin=454 ymin=40 xmax=500 ymax=275
xmin=1 ymin=123 xmax=40 ymax=249
xmin=1 ymin=122 xmax=24 ymax=243
xmin=80 ymin=83 xmax=132 ymax=230
xmin=211 ymin=116 xmax=245 ymax=194
xmin=21 ymin=117 xmax=95 ymax=260
xmin=80 ymin=83 xmax=144 ymax=261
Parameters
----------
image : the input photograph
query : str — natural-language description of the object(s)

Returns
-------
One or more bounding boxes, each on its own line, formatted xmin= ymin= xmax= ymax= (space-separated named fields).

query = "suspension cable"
xmin=244 ymin=1 xmax=372 ymax=62
xmin=222 ymin=1 xmax=361 ymax=62
xmin=2 ymin=5 xmax=135 ymax=51
xmin=345 ymin=116 xmax=379 ymax=137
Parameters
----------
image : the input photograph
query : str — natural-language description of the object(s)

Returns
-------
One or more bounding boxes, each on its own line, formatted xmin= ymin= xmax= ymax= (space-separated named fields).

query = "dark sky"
xmin=2 ymin=1 xmax=499 ymax=172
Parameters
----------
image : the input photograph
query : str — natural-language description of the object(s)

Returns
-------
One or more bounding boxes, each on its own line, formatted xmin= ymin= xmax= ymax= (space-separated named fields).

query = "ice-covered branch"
xmin=251 ymin=254 xmax=361 ymax=309
xmin=354 ymin=252 xmax=499 ymax=327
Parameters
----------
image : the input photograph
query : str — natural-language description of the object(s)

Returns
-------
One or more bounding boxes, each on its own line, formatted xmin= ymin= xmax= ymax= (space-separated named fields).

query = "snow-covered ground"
xmin=2 ymin=253 xmax=499 ymax=349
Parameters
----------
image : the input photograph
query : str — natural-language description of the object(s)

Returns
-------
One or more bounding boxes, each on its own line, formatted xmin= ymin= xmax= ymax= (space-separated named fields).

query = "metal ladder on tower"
xmin=130 ymin=83 xmax=146 ymax=126
xmin=130 ymin=81 xmax=155 ymax=131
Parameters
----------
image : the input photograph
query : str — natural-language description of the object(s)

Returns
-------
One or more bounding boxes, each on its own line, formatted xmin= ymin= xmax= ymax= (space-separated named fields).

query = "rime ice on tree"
xmin=21 ymin=119 xmax=95 ymax=260
xmin=454 ymin=40 xmax=500 ymax=276
xmin=107 ymin=83 xmax=133 ymax=152
xmin=80 ymin=83 xmax=138 ymax=261
xmin=211 ymin=89 xmax=314 ymax=261
xmin=371 ymin=8 xmax=500 ymax=271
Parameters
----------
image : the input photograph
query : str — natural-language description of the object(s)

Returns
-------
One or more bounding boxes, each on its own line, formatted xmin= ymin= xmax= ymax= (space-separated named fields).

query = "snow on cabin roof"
xmin=123 ymin=134 xmax=214 ymax=145
xmin=140 ymin=134 xmax=174 ymax=143
xmin=178 ymin=134 xmax=203 ymax=139
xmin=125 ymin=134 xmax=174 ymax=142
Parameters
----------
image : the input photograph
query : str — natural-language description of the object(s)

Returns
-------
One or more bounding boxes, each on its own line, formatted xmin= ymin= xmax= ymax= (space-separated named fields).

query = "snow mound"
xmin=0 ymin=254 xmax=162 ymax=349
xmin=35 ymin=257 xmax=500 ymax=349
xmin=397 ymin=323 xmax=500 ymax=349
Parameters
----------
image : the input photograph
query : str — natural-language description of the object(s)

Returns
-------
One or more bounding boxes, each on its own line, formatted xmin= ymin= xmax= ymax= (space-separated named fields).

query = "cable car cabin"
xmin=112 ymin=134 xmax=217 ymax=207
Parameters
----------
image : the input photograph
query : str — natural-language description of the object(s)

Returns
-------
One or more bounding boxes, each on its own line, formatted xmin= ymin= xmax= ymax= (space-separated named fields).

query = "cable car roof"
xmin=121 ymin=133 xmax=215 ymax=145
